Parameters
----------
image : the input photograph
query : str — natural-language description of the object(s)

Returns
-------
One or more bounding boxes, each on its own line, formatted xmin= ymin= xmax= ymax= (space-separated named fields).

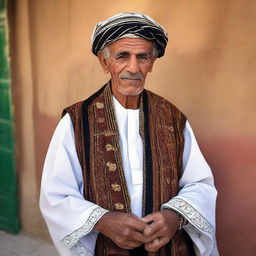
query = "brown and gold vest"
xmin=63 ymin=83 xmax=195 ymax=256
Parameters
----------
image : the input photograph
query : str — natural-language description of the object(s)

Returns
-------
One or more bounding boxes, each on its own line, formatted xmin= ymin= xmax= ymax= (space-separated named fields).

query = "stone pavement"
xmin=0 ymin=230 xmax=59 ymax=256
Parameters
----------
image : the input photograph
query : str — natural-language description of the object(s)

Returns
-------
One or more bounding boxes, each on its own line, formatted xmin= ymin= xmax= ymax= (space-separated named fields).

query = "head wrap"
xmin=91 ymin=12 xmax=168 ymax=58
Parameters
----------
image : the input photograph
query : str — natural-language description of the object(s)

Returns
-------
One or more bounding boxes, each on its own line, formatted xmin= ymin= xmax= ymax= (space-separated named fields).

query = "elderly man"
xmin=40 ymin=12 xmax=218 ymax=256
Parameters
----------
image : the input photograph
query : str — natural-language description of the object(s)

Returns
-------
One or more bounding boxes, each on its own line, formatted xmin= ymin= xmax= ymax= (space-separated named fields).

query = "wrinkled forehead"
xmin=107 ymin=38 xmax=154 ymax=54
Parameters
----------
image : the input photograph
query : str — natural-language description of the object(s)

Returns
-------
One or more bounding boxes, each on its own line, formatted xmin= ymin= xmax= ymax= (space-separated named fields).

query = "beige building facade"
xmin=6 ymin=0 xmax=256 ymax=255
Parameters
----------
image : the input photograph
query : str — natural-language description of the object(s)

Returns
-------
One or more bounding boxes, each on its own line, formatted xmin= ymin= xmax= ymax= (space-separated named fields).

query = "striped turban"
xmin=91 ymin=12 xmax=168 ymax=58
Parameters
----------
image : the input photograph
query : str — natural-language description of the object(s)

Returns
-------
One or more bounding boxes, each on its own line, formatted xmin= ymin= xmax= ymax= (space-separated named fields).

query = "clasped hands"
xmin=94 ymin=209 xmax=180 ymax=252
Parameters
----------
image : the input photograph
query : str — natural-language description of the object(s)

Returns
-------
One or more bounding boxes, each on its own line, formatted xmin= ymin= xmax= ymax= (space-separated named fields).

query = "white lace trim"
xmin=70 ymin=241 xmax=93 ymax=256
xmin=60 ymin=206 xmax=109 ymax=249
xmin=161 ymin=198 xmax=215 ymax=239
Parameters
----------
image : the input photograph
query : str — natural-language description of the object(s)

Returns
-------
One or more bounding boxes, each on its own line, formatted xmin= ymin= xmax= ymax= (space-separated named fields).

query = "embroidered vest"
xmin=63 ymin=83 xmax=195 ymax=256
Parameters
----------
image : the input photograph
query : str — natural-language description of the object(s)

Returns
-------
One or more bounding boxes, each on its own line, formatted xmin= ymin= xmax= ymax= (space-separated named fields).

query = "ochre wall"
xmin=12 ymin=0 xmax=256 ymax=255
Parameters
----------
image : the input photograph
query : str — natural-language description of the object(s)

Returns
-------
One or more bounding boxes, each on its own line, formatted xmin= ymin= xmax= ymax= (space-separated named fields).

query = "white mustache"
xmin=121 ymin=72 xmax=143 ymax=80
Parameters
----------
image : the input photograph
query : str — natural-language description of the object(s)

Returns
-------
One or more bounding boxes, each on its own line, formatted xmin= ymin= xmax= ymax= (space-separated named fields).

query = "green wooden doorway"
xmin=0 ymin=0 xmax=19 ymax=233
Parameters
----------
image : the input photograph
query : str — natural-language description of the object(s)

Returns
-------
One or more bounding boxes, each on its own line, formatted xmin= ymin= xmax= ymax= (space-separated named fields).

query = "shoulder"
xmin=49 ymin=113 xmax=75 ymax=146
xmin=62 ymin=83 xmax=108 ymax=118
xmin=145 ymin=89 xmax=186 ymax=120
xmin=62 ymin=101 xmax=84 ymax=118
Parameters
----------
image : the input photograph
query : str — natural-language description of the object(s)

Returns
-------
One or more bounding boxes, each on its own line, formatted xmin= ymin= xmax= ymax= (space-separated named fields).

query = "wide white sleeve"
xmin=161 ymin=121 xmax=219 ymax=256
xmin=39 ymin=114 xmax=108 ymax=256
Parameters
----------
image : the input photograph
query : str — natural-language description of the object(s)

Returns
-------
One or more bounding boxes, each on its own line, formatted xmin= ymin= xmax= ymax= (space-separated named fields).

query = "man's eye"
xmin=116 ymin=54 xmax=127 ymax=59
xmin=138 ymin=55 xmax=149 ymax=60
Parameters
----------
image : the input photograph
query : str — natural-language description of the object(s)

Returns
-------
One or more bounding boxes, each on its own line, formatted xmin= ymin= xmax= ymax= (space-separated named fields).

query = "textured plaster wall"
xmin=10 ymin=0 xmax=51 ymax=240
xmin=12 ymin=0 xmax=256 ymax=254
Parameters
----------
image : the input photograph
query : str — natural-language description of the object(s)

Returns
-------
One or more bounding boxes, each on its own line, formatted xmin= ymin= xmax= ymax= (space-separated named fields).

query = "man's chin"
xmin=118 ymin=87 xmax=144 ymax=96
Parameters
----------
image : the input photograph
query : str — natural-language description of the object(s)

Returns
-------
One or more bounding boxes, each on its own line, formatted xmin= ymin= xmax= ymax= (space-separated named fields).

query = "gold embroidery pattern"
xmin=105 ymin=144 xmax=115 ymax=151
xmin=104 ymin=131 xmax=115 ymax=137
xmin=114 ymin=203 xmax=124 ymax=210
xmin=111 ymin=183 xmax=121 ymax=192
xmin=104 ymin=86 xmax=131 ymax=210
xmin=98 ymin=117 xmax=105 ymax=123
xmin=95 ymin=102 xmax=104 ymax=109
xmin=106 ymin=161 xmax=117 ymax=171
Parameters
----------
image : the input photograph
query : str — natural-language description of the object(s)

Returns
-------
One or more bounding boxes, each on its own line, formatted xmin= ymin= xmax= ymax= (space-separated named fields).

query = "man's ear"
xmin=97 ymin=52 xmax=109 ymax=73
xmin=148 ymin=58 xmax=156 ymax=72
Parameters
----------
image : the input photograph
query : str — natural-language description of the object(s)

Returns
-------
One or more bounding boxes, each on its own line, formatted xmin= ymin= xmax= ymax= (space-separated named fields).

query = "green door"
xmin=0 ymin=0 xmax=19 ymax=233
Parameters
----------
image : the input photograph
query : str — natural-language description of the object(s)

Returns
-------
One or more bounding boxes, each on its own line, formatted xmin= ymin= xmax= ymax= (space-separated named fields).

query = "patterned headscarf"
xmin=91 ymin=12 xmax=168 ymax=58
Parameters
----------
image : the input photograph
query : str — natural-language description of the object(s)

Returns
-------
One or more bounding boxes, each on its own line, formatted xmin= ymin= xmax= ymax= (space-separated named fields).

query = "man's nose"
xmin=126 ymin=56 xmax=140 ymax=74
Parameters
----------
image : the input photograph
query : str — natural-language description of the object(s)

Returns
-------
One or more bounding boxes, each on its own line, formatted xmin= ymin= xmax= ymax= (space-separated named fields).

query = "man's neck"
xmin=111 ymin=84 xmax=141 ymax=109
xmin=118 ymin=95 xmax=140 ymax=109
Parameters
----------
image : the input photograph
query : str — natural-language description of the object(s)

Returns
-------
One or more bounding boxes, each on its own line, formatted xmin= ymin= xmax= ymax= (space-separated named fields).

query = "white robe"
xmin=40 ymin=97 xmax=219 ymax=256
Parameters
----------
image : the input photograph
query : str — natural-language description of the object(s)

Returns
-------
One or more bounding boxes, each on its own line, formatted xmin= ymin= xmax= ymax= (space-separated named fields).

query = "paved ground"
xmin=0 ymin=230 xmax=59 ymax=256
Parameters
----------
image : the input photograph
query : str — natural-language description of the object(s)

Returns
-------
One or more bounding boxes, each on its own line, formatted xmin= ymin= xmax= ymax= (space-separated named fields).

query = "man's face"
xmin=98 ymin=38 xmax=156 ymax=98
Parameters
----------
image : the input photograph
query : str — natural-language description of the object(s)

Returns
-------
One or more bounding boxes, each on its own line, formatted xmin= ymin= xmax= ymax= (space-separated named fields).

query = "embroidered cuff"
xmin=161 ymin=198 xmax=215 ymax=239
xmin=60 ymin=206 xmax=109 ymax=249
xmin=70 ymin=241 xmax=93 ymax=256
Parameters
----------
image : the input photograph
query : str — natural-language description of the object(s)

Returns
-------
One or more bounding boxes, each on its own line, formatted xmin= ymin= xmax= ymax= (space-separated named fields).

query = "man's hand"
xmin=94 ymin=212 xmax=149 ymax=249
xmin=141 ymin=209 xmax=180 ymax=252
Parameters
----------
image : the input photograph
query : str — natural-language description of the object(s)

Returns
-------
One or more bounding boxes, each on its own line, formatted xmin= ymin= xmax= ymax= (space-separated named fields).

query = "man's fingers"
xmin=141 ymin=213 xmax=156 ymax=224
xmin=117 ymin=238 xmax=142 ymax=249
xmin=143 ymin=214 xmax=166 ymax=238
xmin=95 ymin=212 xmax=148 ymax=249
xmin=128 ymin=230 xmax=149 ymax=244
xmin=145 ymin=237 xmax=169 ymax=252
xmin=127 ymin=214 xmax=147 ymax=233
xmin=121 ymin=226 xmax=148 ymax=244
xmin=145 ymin=239 xmax=160 ymax=252
xmin=143 ymin=227 xmax=163 ymax=242
xmin=143 ymin=220 xmax=160 ymax=237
